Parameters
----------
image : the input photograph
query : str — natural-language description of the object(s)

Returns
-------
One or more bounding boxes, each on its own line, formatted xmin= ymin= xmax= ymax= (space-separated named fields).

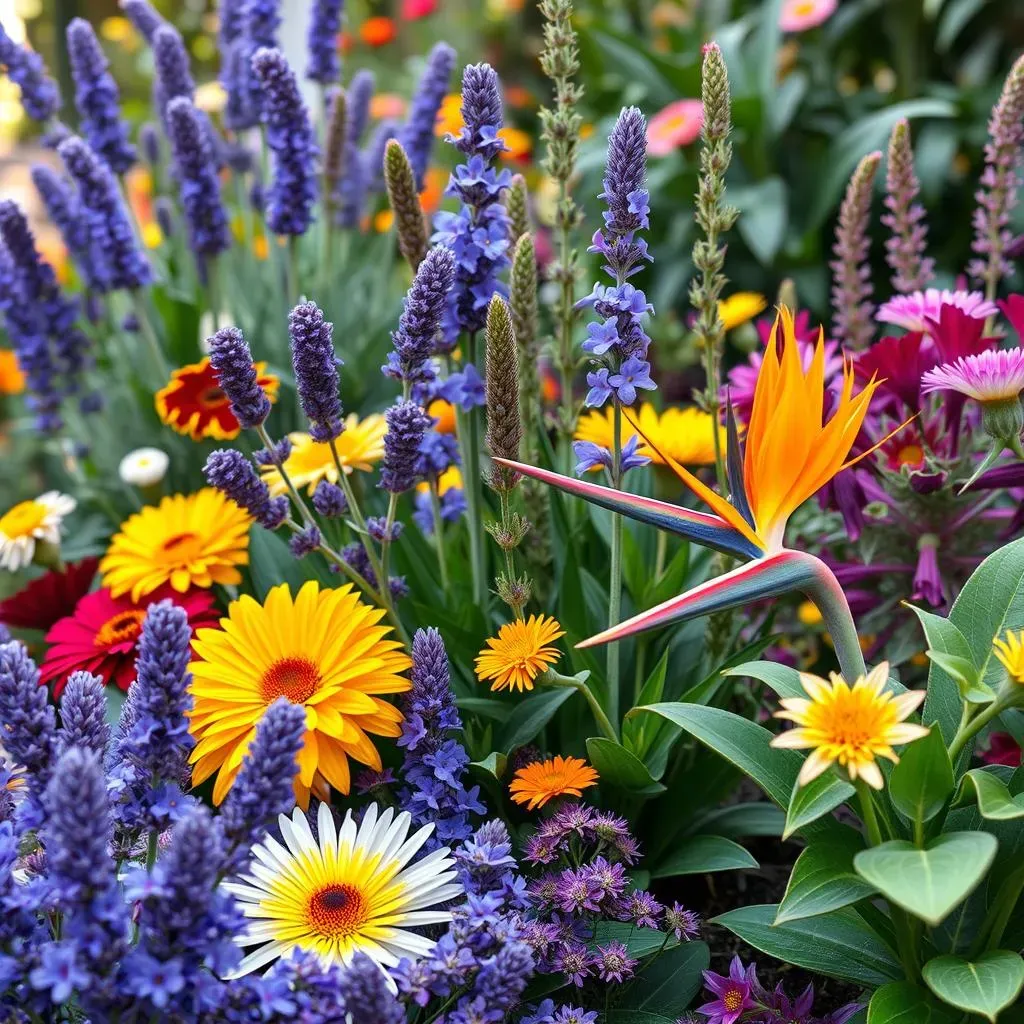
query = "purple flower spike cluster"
xmin=204 ymin=449 xmax=288 ymax=529
xmin=400 ymin=42 xmax=457 ymax=190
xmin=335 ymin=68 xmax=375 ymax=228
xmin=30 ymin=164 xmax=93 ymax=279
xmin=306 ymin=0 xmax=344 ymax=84
xmin=432 ymin=62 xmax=512 ymax=350
xmin=208 ymin=325 xmax=273 ymax=430
xmin=0 ymin=22 xmax=60 ymax=122
xmin=289 ymin=300 xmax=343 ymax=442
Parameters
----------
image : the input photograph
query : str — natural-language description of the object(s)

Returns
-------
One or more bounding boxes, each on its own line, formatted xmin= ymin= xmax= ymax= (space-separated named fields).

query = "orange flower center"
xmin=723 ymin=988 xmax=744 ymax=1011
xmin=0 ymin=500 xmax=46 ymax=540
xmin=261 ymin=656 xmax=321 ymax=705
xmin=896 ymin=443 xmax=924 ymax=467
xmin=198 ymin=386 xmax=228 ymax=409
xmin=793 ymin=0 xmax=816 ymax=13
xmin=306 ymin=883 xmax=367 ymax=937
xmin=95 ymin=609 xmax=146 ymax=647
xmin=160 ymin=531 xmax=202 ymax=562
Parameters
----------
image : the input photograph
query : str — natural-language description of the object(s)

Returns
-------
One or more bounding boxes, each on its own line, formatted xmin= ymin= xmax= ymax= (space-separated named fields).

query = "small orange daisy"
xmin=475 ymin=614 xmax=565 ymax=693
xmin=360 ymin=15 xmax=396 ymax=46
xmin=155 ymin=356 xmax=279 ymax=441
xmin=510 ymin=756 xmax=599 ymax=810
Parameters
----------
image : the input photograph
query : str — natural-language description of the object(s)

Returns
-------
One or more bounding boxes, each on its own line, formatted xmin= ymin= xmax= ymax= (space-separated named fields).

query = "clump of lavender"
xmin=306 ymin=0 xmax=344 ymax=84
xmin=399 ymin=41 xmax=457 ymax=190
xmin=66 ymin=19 xmax=135 ymax=175
xmin=289 ymin=300 xmax=342 ymax=442
xmin=882 ymin=119 xmax=934 ymax=293
xmin=120 ymin=0 xmax=167 ymax=42
xmin=830 ymin=150 xmax=881 ymax=351
xmin=204 ymin=449 xmax=288 ymax=530
xmin=30 ymin=165 xmax=93 ymax=279
xmin=335 ymin=68 xmax=374 ymax=228
xmin=0 ymin=22 xmax=60 ymax=122
xmin=219 ymin=0 xmax=259 ymax=132
xmin=432 ymin=62 xmax=512 ymax=349
xmin=968 ymin=54 xmax=1024 ymax=298
xmin=57 ymin=672 xmax=110 ymax=759
xmin=381 ymin=401 xmax=432 ymax=493
xmin=208 ymin=325 xmax=273 ymax=430
xmin=252 ymin=48 xmax=318 ymax=237
xmin=152 ymin=24 xmax=195 ymax=125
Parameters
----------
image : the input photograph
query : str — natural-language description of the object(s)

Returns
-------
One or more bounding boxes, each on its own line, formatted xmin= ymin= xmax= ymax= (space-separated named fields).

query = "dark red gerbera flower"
xmin=40 ymin=585 xmax=221 ymax=696
xmin=0 ymin=557 xmax=100 ymax=632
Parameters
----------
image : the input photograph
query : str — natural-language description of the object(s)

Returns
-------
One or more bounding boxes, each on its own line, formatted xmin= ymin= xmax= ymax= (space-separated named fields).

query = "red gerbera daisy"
xmin=0 ymin=557 xmax=99 ymax=633
xmin=40 ymin=585 xmax=220 ymax=696
xmin=155 ymin=356 xmax=279 ymax=441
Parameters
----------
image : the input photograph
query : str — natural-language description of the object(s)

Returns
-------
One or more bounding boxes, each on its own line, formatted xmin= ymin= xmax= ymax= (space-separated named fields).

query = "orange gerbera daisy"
xmin=0 ymin=349 xmax=24 ymax=395
xmin=156 ymin=356 xmax=279 ymax=441
xmin=475 ymin=615 xmax=565 ymax=693
xmin=360 ymin=15 xmax=396 ymax=46
xmin=510 ymin=756 xmax=599 ymax=810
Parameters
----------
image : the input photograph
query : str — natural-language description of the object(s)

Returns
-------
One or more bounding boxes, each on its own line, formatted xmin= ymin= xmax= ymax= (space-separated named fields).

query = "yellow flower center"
xmin=159 ymin=531 xmax=203 ymax=563
xmin=723 ymin=989 xmax=744 ymax=1011
xmin=793 ymin=0 xmax=816 ymax=14
xmin=0 ymin=500 xmax=46 ymax=540
xmin=261 ymin=656 xmax=321 ymax=705
xmin=306 ymin=883 xmax=369 ymax=938
xmin=95 ymin=610 xmax=146 ymax=647
xmin=896 ymin=443 xmax=924 ymax=466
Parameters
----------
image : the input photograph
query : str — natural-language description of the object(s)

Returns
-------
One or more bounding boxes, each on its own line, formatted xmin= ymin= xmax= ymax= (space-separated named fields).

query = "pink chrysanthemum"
xmin=779 ymin=0 xmax=837 ymax=32
xmin=876 ymin=288 xmax=998 ymax=334
xmin=921 ymin=348 xmax=1024 ymax=403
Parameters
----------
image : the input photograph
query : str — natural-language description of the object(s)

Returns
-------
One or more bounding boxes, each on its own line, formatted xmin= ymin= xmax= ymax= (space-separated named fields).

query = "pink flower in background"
xmin=876 ymin=288 xmax=998 ymax=334
xmin=780 ymin=0 xmax=838 ymax=32
xmin=921 ymin=348 xmax=1024 ymax=403
xmin=401 ymin=0 xmax=438 ymax=18
xmin=647 ymin=99 xmax=703 ymax=156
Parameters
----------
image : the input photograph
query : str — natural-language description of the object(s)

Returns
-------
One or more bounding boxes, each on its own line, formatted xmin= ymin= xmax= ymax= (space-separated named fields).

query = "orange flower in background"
xmin=504 ymin=85 xmax=534 ymax=109
xmin=475 ymin=614 xmax=565 ymax=693
xmin=647 ymin=99 xmax=703 ymax=156
xmin=427 ymin=398 xmax=457 ymax=434
xmin=435 ymin=94 xmax=463 ymax=138
xmin=510 ymin=756 xmax=599 ymax=810
xmin=370 ymin=93 xmax=407 ymax=120
xmin=0 ymin=349 xmax=24 ymax=395
xmin=360 ymin=16 xmax=397 ymax=46
xmin=420 ymin=167 xmax=447 ymax=214
xmin=156 ymin=356 xmax=279 ymax=441
xmin=499 ymin=127 xmax=532 ymax=164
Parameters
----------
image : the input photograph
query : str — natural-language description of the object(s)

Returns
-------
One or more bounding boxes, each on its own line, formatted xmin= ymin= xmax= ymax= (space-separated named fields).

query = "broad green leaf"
xmin=888 ymin=728 xmax=955 ymax=825
xmin=591 ymin=921 xmax=676 ymax=959
xmin=500 ymin=687 xmax=574 ymax=751
xmin=732 ymin=177 xmax=788 ymax=265
xmin=954 ymin=768 xmax=1024 ymax=820
xmin=586 ymin=737 xmax=666 ymax=794
xmin=923 ymin=951 xmax=1024 ymax=1022
xmin=690 ymin=802 xmax=786 ymax=840
xmin=784 ymin=771 xmax=856 ymax=839
xmin=605 ymin=1014 xmax=676 ymax=1024
xmin=867 ymin=982 xmax=961 ymax=1023
xmin=926 ymin=651 xmax=994 ymax=704
xmin=714 ymin=904 xmax=902 ymax=987
xmin=651 ymin=835 xmax=758 ymax=878
xmin=725 ymin=659 xmax=805 ymax=698
xmin=775 ymin=838 xmax=876 ymax=924
xmin=469 ymin=752 xmax=506 ymax=780
xmin=853 ymin=832 xmax=998 ymax=926
xmin=456 ymin=697 xmax=512 ymax=723
xmin=618 ymin=941 xmax=710 ymax=1017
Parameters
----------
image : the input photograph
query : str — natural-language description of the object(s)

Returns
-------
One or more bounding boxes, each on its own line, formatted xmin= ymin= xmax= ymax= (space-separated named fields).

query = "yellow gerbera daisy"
xmin=225 ymin=802 xmax=461 ymax=977
xmin=575 ymin=404 xmax=724 ymax=468
xmin=771 ymin=662 xmax=929 ymax=789
xmin=993 ymin=629 xmax=1024 ymax=683
xmin=188 ymin=581 xmax=412 ymax=807
xmin=0 ymin=492 xmax=76 ymax=572
xmin=475 ymin=614 xmax=565 ymax=693
xmin=509 ymin=755 xmax=599 ymax=810
xmin=415 ymin=466 xmax=462 ymax=497
xmin=261 ymin=414 xmax=387 ymax=496
xmin=100 ymin=488 xmax=251 ymax=601
xmin=718 ymin=292 xmax=767 ymax=331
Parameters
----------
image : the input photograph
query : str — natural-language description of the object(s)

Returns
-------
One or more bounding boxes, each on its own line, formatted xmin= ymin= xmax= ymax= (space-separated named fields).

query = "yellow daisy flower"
xmin=225 ymin=802 xmax=461 ymax=976
xmin=100 ymin=488 xmax=251 ymax=601
xmin=475 ymin=615 xmax=565 ymax=693
xmin=718 ymin=292 xmax=767 ymax=331
xmin=509 ymin=755 xmax=599 ymax=810
xmin=993 ymin=629 xmax=1024 ymax=683
xmin=261 ymin=414 xmax=387 ymax=496
xmin=575 ymin=404 xmax=724 ymax=467
xmin=0 ymin=492 xmax=76 ymax=572
xmin=771 ymin=662 xmax=929 ymax=789
xmin=188 ymin=581 xmax=411 ymax=807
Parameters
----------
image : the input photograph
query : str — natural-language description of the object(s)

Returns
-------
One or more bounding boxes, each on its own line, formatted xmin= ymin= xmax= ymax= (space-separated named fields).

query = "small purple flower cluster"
xmin=335 ymin=68 xmax=375 ymax=228
xmin=0 ymin=21 xmax=60 ymax=122
xmin=399 ymin=42 xmax=458 ymax=190
xmin=203 ymin=448 xmax=288 ymax=530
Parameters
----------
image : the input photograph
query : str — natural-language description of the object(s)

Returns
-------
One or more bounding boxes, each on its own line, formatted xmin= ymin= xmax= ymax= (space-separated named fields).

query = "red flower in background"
xmin=0 ymin=557 xmax=99 ymax=633
xmin=360 ymin=16 xmax=396 ymax=46
xmin=40 ymin=585 xmax=220 ymax=696
xmin=401 ymin=0 xmax=437 ymax=18
xmin=981 ymin=732 xmax=1022 ymax=767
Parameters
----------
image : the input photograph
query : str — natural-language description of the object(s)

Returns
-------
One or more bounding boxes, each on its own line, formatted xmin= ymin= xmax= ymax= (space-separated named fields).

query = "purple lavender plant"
xmin=120 ymin=0 xmax=167 ymax=42
xmin=381 ymin=401 xmax=432 ymax=493
xmin=399 ymin=42 xmax=457 ymax=190
xmin=289 ymin=300 xmax=343 ymax=441
xmin=208 ymin=325 xmax=273 ymax=430
xmin=882 ymin=119 xmax=933 ymax=293
xmin=152 ymin=25 xmax=195 ymax=120
xmin=0 ymin=22 xmax=60 ymax=122
xmin=306 ymin=0 xmax=344 ymax=84
xmin=30 ymin=165 xmax=93 ymax=279
xmin=204 ymin=449 xmax=288 ymax=529
xmin=336 ymin=68 xmax=375 ymax=228
xmin=365 ymin=119 xmax=400 ymax=192
xmin=57 ymin=671 xmax=110 ymax=759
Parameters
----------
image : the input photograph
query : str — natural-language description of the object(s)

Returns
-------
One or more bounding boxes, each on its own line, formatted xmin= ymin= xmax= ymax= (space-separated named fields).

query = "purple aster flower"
xmin=556 ymin=867 xmax=603 ymax=915
xmin=594 ymin=940 xmax=637 ymax=984
xmin=289 ymin=300 xmax=343 ymax=442
xmin=305 ymin=0 xmax=344 ymax=84
xmin=204 ymin=449 xmax=288 ymax=529
xmin=552 ymin=941 xmax=592 ymax=987
xmin=586 ymin=856 xmax=627 ymax=906
xmin=208 ymin=325 xmax=272 ymax=430
xmin=57 ymin=671 xmax=110 ymax=759
xmin=400 ymin=42 xmax=457 ymax=189
xmin=0 ymin=22 xmax=60 ymax=122
xmin=625 ymin=889 xmax=662 ymax=928
xmin=665 ymin=902 xmax=701 ymax=940
xmin=697 ymin=956 xmax=757 ymax=1024
xmin=608 ymin=355 xmax=655 ymax=405
xmin=553 ymin=1009 xmax=599 ymax=1024
xmin=877 ymin=288 xmax=998 ymax=334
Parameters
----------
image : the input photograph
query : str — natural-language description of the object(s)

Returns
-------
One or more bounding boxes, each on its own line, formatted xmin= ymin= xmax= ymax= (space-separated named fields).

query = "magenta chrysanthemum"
xmin=921 ymin=348 xmax=1024 ymax=403
xmin=876 ymin=288 xmax=998 ymax=334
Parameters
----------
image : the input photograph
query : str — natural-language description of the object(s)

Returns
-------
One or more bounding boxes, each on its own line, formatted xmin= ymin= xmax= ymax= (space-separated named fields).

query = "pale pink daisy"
xmin=876 ymin=288 xmax=998 ymax=334
xmin=779 ymin=0 xmax=837 ymax=32
xmin=647 ymin=99 xmax=703 ymax=157
xmin=921 ymin=348 xmax=1024 ymax=403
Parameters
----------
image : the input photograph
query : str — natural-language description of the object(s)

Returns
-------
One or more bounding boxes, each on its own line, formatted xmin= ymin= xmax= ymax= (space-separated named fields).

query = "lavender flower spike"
xmin=381 ymin=401 xmax=432 ymax=493
xmin=30 ymin=165 xmax=92 ymax=275
xmin=0 ymin=641 xmax=56 ymax=801
xmin=165 ymin=97 xmax=231 ymax=259
xmin=57 ymin=671 xmax=111 ymax=759
xmin=66 ymin=18 xmax=136 ymax=175
xmin=882 ymin=119 xmax=933 ymax=293
xmin=152 ymin=25 xmax=195 ymax=123
xmin=119 ymin=0 xmax=168 ymax=43
xmin=252 ymin=48 xmax=318 ymax=236
xmin=335 ymin=68 xmax=375 ymax=228
xmin=338 ymin=954 xmax=405 ymax=1024
xmin=289 ymin=300 xmax=343 ymax=442
xmin=306 ymin=0 xmax=344 ymax=84
xmin=0 ymin=22 xmax=60 ymax=122
xmin=204 ymin=449 xmax=288 ymax=529
xmin=400 ymin=42 xmax=457 ymax=189
xmin=208 ymin=326 xmax=272 ymax=429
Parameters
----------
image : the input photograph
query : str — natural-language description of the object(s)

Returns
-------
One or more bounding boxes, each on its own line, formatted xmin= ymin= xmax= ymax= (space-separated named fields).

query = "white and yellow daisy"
xmin=118 ymin=447 xmax=170 ymax=488
xmin=225 ymin=802 xmax=462 ymax=979
xmin=0 ymin=492 xmax=76 ymax=572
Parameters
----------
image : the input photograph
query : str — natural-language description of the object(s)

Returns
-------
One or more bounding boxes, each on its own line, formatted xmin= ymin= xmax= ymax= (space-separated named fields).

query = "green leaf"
xmin=926 ymin=651 xmax=994 ymax=704
xmin=469 ymin=752 xmax=506 ymax=780
xmin=714 ymin=904 xmax=902 ymax=987
xmin=500 ymin=687 xmax=574 ymax=751
xmin=784 ymin=771 xmax=856 ymax=839
xmin=888 ymin=728 xmax=955 ymax=825
xmin=923 ymin=951 xmax=1024 ymax=1022
xmin=725 ymin=659 xmax=806 ymax=699
xmin=690 ymin=802 xmax=786 ymax=839
xmin=867 ymin=982 xmax=961 ymax=1023
xmin=604 ymin=1013 xmax=676 ymax=1024
xmin=618 ymin=941 xmax=710 ymax=1017
xmin=732 ymin=177 xmax=788 ymax=265
xmin=586 ymin=737 xmax=666 ymax=794
xmin=853 ymin=832 xmax=998 ymax=926
xmin=591 ymin=922 xmax=676 ymax=959
xmin=651 ymin=835 xmax=758 ymax=878
xmin=954 ymin=768 xmax=1024 ymax=820
xmin=775 ymin=837 xmax=876 ymax=924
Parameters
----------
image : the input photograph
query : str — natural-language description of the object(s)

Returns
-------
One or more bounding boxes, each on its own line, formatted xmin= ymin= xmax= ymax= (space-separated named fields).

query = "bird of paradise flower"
xmin=497 ymin=307 xmax=908 ymax=682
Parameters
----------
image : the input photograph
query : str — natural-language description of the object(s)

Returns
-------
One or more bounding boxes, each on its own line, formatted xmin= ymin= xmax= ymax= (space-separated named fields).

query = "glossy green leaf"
xmin=725 ymin=659 xmax=805 ymax=699
xmin=923 ymin=951 xmax=1024 ymax=1022
xmin=651 ymin=835 xmax=758 ymax=878
xmin=784 ymin=771 xmax=856 ymax=839
xmin=605 ymin=1013 xmax=676 ymax=1024
xmin=714 ymin=904 xmax=902 ymax=987
xmin=867 ymin=982 xmax=961 ymax=1023
xmin=690 ymin=802 xmax=786 ymax=839
xmin=926 ymin=650 xmax=994 ymax=704
xmin=775 ymin=837 xmax=876 ymax=924
xmin=954 ymin=768 xmax=1024 ymax=820
xmin=500 ymin=687 xmax=574 ymax=751
xmin=618 ymin=941 xmax=710 ymax=1016
xmin=469 ymin=752 xmax=506 ymax=780
xmin=733 ymin=177 xmax=788 ymax=265
xmin=853 ymin=832 xmax=998 ymax=925
xmin=888 ymin=728 xmax=955 ymax=825
xmin=586 ymin=737 xmax=666 ymax=794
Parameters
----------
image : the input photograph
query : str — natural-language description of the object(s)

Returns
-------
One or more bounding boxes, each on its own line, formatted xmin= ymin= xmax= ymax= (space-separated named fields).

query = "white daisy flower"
xmin=0 ymin=492 xmax=76 ymax=572
xmin=224 ymin=802 xmax=462 ymax=981
xmin=118 ymin=447 xmax=170 ymax=487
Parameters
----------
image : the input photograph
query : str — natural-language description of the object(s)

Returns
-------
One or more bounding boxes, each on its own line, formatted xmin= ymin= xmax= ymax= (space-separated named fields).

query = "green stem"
xmin=607 ymin=403 xmax=623 ymax=727
xmin=206 ymin=254 xmax=222 ymax=333
xmin=428 ymin=479 xmax=451 ymax=591
xmin=255 ymin=424 xmax=316 ymax=529
xmin=948 ymin=694 xmax=1015 ymax=762
xmin=286 ymin=235 xmax=300 ymax=304
xmin=146 ymin=830 xmax=159 ymax=871
xmin=461 ymin=333 xmax=488 ymax=610
xmin=548 ymin=670 xmax=618 ymax=742
xmin=130 ymin=291 xmax=169 ymax=383
xmin=556 ymin=180 xmax=577 ymax=473
xmin=975 ymin=863 xmax=1024 ymax=953
xmin=654 ymin=528 xmax=668 ymax=581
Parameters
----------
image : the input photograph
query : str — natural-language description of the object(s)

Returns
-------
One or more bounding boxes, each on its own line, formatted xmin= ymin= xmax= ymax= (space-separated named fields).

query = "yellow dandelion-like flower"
xmin=261 ymin=414 xmax=387 ymax=496
xmin=188 ymin=581 xmax=411 ymax=807
xmin=100 ymin=488 xmax=251 ymax=602
xmin=993 ymin=629 xmax=1024 ymax=684
xmin=224 ymin=802 xmax=461 ymax=976
xmin=718 ymin=292 xmax=767 ymax=332
xmin=474 ymin=615 xmax=565 ymax=693
xmin=509 ymin=756 xmax=599 ymax=810
xmin=771 ymin=662 xmax=929 ymax=789
xmin=575 ymin=404 xmax=724 ymax=468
